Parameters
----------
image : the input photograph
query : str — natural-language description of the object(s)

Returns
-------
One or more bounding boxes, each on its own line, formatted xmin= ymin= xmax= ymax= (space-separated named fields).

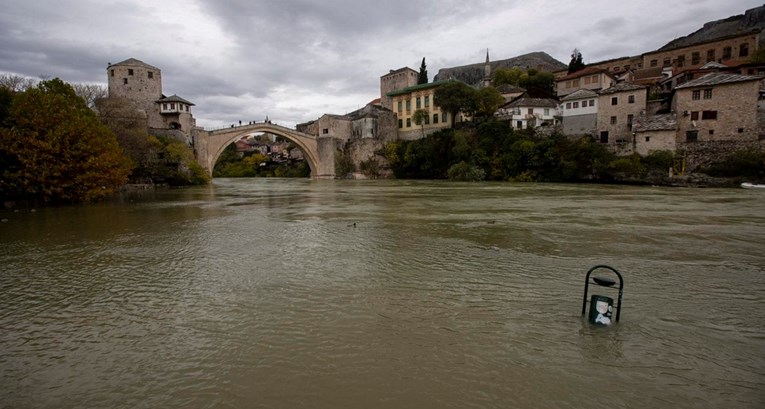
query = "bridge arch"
xmin=193 ymin=122 xmax=336 ymax=179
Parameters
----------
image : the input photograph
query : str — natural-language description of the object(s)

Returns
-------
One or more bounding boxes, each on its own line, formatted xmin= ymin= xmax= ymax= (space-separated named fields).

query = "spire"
xmin=486 ymin=48 xmax=490 ymax=63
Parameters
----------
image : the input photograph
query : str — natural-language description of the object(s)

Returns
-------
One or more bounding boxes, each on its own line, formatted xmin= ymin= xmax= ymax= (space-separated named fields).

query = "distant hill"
xmin=659 ymin=4 xmax=765 ymax=51
xmin=433 ymin=51 xmax=567 ymax=86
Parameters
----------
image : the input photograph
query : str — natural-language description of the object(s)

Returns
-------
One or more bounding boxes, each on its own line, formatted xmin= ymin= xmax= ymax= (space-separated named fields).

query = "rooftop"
xmin=157 ymin=94 xmax=195 ymax=105
xmin=386 ymin=79 xmax=457 ymax=97
xmin=560 ymin=88 xmax=598 ymax=101
xmin=598 ymin=82 xmax=647 ymax=95
xmin=109 ymin=58 xmax=161 ymax=71
xmin=674 ymin=72 xmax=762 ymax=89
xmin=501 ymin=97 xmax=559 ymax=109
xmin=557 ymin=67 xmax=613 ymax=82
xmin=633 ymin=114 xmax=677 ymax=132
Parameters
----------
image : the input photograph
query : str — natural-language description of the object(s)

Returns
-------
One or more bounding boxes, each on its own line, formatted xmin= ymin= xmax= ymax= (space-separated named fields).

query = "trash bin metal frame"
xmin=581 ymin=264 xmax=624 ymax=323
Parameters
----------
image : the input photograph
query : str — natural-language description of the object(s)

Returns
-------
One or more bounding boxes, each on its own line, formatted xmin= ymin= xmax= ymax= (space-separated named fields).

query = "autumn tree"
xmin=71 ymin=83 xmax=108 ymax=110
xmin=418 ymin=57 xmax=428 ymax=84
xmin=0 ymin=78 xmax=132 ymax=203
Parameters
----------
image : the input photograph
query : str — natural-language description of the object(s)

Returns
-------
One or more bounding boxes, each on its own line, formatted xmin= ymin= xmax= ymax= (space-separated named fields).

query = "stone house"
xmin=387 ymin=80 xmax=455 ymax=140
xmin=596 ymin=83 xmax=648 ymax=149
xmin=495 ymin=84 xmax=526 ymax=103
xmin=495 ymin=98 xmax=559 ymax=130
xmin=673 ymin=72 xmax=761 ymax=144
xmin=556 ymin=67 xmax=617 ymax=98
xmin=559 ymin=89 xmax=598 ymax=136
xmin=632 ymin=113 xmax=678 ymax=156
xmin=296 ymin=101 xmax=397 ymax=143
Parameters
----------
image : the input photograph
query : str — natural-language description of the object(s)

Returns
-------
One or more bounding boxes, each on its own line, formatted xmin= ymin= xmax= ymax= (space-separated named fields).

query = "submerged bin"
xmin=581 ymin=265 xmax=624 ymax=325
xmin=588 ymin=294 xmax=613 ymax=326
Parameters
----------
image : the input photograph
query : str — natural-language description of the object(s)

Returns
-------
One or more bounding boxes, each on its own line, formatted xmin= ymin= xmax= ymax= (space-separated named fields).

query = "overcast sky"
xmin=1 ymin=0 xmax=761 ymax=129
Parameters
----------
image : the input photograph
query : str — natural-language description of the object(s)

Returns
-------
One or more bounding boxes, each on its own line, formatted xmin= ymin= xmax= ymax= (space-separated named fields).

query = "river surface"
xmin=1 ymin=178 xmax=764 ymax=408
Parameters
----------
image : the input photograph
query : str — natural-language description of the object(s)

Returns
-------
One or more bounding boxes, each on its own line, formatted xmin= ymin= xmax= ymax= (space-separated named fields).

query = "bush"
xmin=447 ymin=161 xmax=485 ymax=181
xmin=704 ymin=149 xmax=765 ymax=179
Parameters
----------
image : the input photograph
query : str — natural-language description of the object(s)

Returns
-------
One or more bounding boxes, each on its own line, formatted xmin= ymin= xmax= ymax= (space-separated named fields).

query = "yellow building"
xmin=387 ymin=80 xmax=456 ymax=140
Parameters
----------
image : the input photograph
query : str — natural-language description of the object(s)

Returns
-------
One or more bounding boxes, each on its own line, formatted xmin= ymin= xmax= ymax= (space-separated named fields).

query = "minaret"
xmin=482 ymin=49 xmax=492 ymax=88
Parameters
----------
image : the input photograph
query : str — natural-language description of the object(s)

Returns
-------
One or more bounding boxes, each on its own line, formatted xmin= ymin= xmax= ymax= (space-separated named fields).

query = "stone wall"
xmin=561 ymin=113 xmax=596 ymax=137
xmin=107 ymin=61 xmax=163 ymax=129
xmin=674 ymin=79 xmax=760 ymax=143
xmin=597 ymin=87 xmax=648 ymax=146
xmin=679 ymin=139 xmax=765 ymax=172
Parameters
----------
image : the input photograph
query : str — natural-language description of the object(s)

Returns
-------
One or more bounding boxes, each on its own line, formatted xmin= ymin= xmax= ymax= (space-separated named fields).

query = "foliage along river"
xmin=1 ymin=178 xmax=764 ymax=409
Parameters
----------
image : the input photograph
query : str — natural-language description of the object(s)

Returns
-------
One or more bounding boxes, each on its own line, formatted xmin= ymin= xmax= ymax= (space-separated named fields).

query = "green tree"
xmin=412 ymin=108 xmax=429 ymax=138
xmin=434 ymin=81 xmax=477 ymax=127
xmin=492 ymin=67 xmax=523 ymax=87
xmin=0 ymin=78 xmax=132 ymax=203
xmin=568 ymin=48 xmax=585 ymax=74
xmin=520 ymin=71 xmax=555 ymax=98
xmin=418 ymin=57 xmax=428 ymax=85
xmin=475 ymin=87 xmax=504 ymax=118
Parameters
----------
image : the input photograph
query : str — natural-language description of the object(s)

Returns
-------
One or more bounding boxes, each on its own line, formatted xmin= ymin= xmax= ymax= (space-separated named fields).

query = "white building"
xmin=495 ymin=98 xmax=560 ymax=130
xmin=560 ymin=89 xmax=598 ymax=136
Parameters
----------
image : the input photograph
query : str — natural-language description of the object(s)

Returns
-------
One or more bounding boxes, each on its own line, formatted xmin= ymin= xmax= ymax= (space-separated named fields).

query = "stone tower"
xmin=107 ymin=58 xmax=164 ymax=128
xmin=380 ymin=67 xmax=419 ymax=110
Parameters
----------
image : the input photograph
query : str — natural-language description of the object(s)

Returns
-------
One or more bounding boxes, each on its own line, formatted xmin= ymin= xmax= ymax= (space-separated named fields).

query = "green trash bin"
xmin=588 ymin=294 xmax=613 ymax=326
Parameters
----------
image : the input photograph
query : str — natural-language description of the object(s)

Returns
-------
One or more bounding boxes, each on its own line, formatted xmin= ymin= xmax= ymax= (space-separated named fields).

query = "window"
xmin=584 ymin=76 xmax=591 ymax=85
xmin=148 ymin=71 xmax=153 ymax=79
xmin=628 ymin=95 xmax=635 ymax=103
xmin=424 ymin=115 xmax=430 ymax=125
xmin=627 ymin=114 xmax=634 ymax=127
xmin=163 ymin=103 xmax=168 ymax=110
xmin=128 ymin=69 xmax=134 ymax=76
xmin=740 ymin=43 xmax=749 ymax=57
xmin=701 ymin=110 xmax=717 ymax=120
xmin=722 ymin=47 xmax=732 ymax=60
xmin=691 ymin=111 xmax=699 ymax=120
xmin=589 ymin=100 xmax=595 ymax=107
xmin=707 ymin=49 xmax=715 ymax=62
xmin=692 ymin=90 xmax=700 ymax=100
xmin=663 ymin=57 xmax=671 ymax=66
xmin=110 ymin=69 xmax=114 ymax=77
xmin=516 ymin=120 xmax=523 ymax=129
xmin=703 ymin=89 xmax=712 ymax=99
xmin=544 ymin=108 xmax=550 ymax=116
xmin=600 ymin=131 xmax=609 ymax=143
xmin=591 ymin=75 xmax=599 ymax=84
xmin=416 ymin=97 xmax=421 ymax=109
xmin=573 ymin=102 xmax=579 ymax=108
xmin=442 ymin=112 xmax=447 ymax=123
xmin=610 ymin=116 xmax=617 ymax=124
xmin=406 ymin=118 xmax=411 ymax=127
xmin=686 ymin=130 xmax=698 ymax=141
xmin=398 ymin=119 xmax=403 ymax=128
xmin=738 ymin=128 xmax=744 ymax=133
xmin=566 ymin=102 xmax=571 ymax=109
xmin=692 ymin=52 xmax=700 ymax=65
xmin=406 ymin=100 xmax=411 ymax=112
xmin=645 ymin=136 xmax=651 ymax=142
xmin=708 ymin=129 xmax=714 ymax=135
xmin=677 ymin=55 xmax=685 ymax=67
xmin=528 ymin=108 xmax=534 ymax=115
xmin=322 ymin=128 xmax=329 ymax=134
xmin=650 ymin=59 xmax=658 ymax=67
xmin=424 ymin=96 xmax=430 ymax=107
xmin=170 ymin=103 xmax=175 ymax=110
xmin=433 ymin=113 xmax=438 ymax=124
xmin=397 ymin=101 xmax=402 ymax=112
xmin=123 ymin=78 xmax=128 ymax=84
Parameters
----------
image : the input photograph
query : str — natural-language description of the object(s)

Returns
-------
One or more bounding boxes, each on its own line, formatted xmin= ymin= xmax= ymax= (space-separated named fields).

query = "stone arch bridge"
xmin=192 ymin=123 xmax=337 ymax=179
